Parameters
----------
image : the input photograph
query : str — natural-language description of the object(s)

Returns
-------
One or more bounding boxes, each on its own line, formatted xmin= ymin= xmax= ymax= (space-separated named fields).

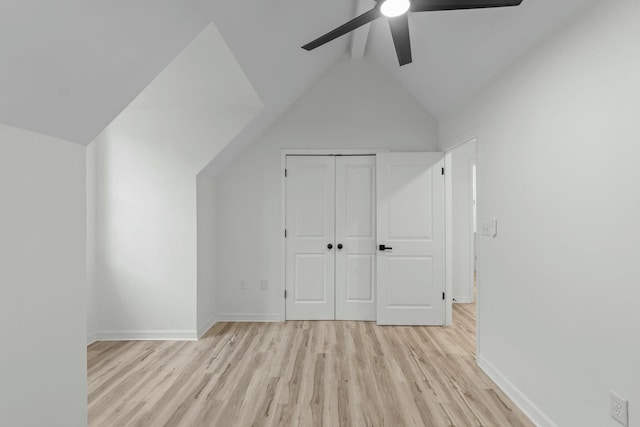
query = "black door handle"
xmin=327 ymin=243 xmax=333 ymax=250
xmin=379 ymin=244 xmax=393 ymax=251
xmin=337 ymin=243 xmax=343 ymax=250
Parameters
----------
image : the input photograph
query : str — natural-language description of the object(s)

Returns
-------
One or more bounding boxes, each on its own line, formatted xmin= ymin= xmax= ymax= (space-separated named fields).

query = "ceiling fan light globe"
xmin=380 ymin=0 xmax=410 ymax=17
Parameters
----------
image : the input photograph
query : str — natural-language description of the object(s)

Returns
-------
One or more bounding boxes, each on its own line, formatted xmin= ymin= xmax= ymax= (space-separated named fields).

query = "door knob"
xmin=327 ymin=243 xmax=333 ymax=250
xmin=379 ymin=244 xmax=393 ymax=251
xmin=337 ymin=243 xmax=343 ymax=250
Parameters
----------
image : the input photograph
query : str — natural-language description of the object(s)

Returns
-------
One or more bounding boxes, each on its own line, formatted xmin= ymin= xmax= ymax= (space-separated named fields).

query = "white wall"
xmin=197 ymin=173 xmax=217 ymax=336
xmin=440 ymin=1 xmax=640 ymax=425
xmin=0 ymin=125 xmax=87 ymax=426
xmin=88 ymin=24 xmax=261 ymax=339
xmin=215 ymin=56 xmax=438 ymax=319
xmin=450 ymin=139 xmax=476 ymax=303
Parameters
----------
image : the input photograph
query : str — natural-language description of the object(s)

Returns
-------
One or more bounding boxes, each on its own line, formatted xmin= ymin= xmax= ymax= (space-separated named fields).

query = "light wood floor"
xmin=88 ymin=305 xmax=533 ymax=426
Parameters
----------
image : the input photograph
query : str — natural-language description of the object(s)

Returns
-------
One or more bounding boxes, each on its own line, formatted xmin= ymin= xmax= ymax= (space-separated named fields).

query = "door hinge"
xmin=284 ymin=229 xmax=287 ymax=238
xmin=284 ymin=169 xmax=287 ymax=177
xmin=441 ymin=167 xmax=445 ymax=175
xmin=284 ymin=290 xmax=288 ymax=299
xmin=442 ymin=292 xmax=446 ymax=300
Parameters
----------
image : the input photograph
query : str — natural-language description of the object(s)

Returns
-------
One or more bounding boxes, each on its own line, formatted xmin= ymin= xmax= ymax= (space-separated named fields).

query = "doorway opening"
xmin=445 ymin=138 xmax=477 ymax=348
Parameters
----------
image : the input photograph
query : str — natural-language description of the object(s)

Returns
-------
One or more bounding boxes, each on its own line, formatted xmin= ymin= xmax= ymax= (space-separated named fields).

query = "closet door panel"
xmin=335 ymin=156 xmax=377 ymax=321
xmin=285 ymin=156 xmax=336 ymax=320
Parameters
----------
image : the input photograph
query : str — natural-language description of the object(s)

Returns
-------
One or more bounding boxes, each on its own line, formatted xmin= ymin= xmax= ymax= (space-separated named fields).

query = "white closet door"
xmin=285 ymin=156 xmax=335 ymax=320
xmin=376 ymin=152 xmax=445 ymax=325
xmin=335 ymin=156 xmax=376 ymax=321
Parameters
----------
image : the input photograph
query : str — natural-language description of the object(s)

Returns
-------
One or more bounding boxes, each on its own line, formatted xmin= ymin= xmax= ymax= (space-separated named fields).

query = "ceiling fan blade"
xmin=302 ymin=8 xmax=381 ymax=51
xmin=388 ymin=14 xmax=412 ymax=66
xmin=411 ymin=0 xmax=523 ymax=12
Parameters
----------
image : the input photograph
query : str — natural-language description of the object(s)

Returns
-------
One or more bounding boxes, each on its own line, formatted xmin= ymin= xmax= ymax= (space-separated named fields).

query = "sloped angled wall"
xmin=87 ymin=23 xmax=262 ymax=340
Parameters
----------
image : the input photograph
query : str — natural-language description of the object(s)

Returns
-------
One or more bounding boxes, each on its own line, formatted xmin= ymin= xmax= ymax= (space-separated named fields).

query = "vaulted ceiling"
xmin=368 ymin=0 xmax=596 ymax=116
xmin=1 ymin=0 xmax=595 ymax=146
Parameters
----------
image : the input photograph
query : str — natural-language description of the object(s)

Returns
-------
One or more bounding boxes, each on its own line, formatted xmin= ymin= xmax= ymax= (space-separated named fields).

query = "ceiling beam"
xmin=350 ymin=0 xmax=376 ymax=59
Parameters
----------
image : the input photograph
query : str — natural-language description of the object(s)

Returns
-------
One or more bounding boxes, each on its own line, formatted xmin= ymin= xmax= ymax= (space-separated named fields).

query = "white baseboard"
xmin=477 ymin=355 xmax=557 ymax=427
xmin=453 ymin=297 xmax=475 ymax=304
xmin=90 ymin=329 xmax=198 ymax=342
xmin=85 ymin=313 xmax=281 ymax=346
xmin=87 ymin=333 xmax=99 ymax=346
xmin=198 ymin=314 xmax=218 ymax=338
xmin=216 ymin=313 xmax=281 ymax=322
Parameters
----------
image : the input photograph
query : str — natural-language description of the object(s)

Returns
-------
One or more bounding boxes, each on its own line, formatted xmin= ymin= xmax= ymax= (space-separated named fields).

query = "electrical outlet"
xmin=240 ymin=280 xmax=246 ymax=290
xmin=610 ymin=391 xmax=628 ymax=426
xmin=260 ymin=280 xmax=268 ymax=290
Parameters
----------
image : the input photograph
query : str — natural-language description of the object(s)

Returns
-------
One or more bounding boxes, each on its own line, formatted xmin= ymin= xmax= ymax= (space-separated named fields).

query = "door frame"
xmin=469 ymin=159 xmax=477 ymax=300
xmin=280 ymin=149 xmax=389 ymax=321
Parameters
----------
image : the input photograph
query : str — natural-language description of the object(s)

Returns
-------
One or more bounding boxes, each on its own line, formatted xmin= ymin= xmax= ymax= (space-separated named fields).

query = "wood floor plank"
xmin=88 ymin=304 xmax=534 ymax=427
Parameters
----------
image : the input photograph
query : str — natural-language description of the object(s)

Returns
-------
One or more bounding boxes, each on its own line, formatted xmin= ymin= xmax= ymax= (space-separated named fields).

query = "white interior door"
xmin=335 ymin=156 xmax=376 ymax=321
xmin=376 ymin=152 xmax=445 ymax=325
xmin=285 ymin=156 xmax=335 ymax=320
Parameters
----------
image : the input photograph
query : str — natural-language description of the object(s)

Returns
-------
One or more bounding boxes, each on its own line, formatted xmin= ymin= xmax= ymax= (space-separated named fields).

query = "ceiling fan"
xmin=302 ymin=0 xmax=524 ymax=66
